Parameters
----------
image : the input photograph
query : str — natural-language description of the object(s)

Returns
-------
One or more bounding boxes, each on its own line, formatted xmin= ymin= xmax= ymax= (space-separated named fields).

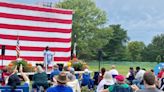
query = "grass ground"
xmin=87 ymin=61 xmax=157 ymax=75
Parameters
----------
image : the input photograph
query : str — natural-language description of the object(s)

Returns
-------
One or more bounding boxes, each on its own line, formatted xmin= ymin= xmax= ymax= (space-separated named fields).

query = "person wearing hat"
xmin=101 ymin=74 xmax=133 ymax=92
xmin=67 ymin=71 xmax=81 ymax=92
xmin=96 ymin=71 xmax=114 ymax=92
xmin=81 ymin=69 xmax=94 ymax=89
xmin=47 ymin=72 xmax=73 ymax=92
xmin=50 ymin=64 xmax=60 ymax=81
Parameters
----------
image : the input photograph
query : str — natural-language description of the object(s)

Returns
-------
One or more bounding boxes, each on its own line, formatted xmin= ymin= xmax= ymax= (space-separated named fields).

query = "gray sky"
xmin=2 ymin=0 xmax=164 ymax=45
xmin=96 ymin=0 xmax=164 ymax=45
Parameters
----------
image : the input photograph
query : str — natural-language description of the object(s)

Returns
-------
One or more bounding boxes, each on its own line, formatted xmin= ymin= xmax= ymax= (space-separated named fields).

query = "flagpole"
xmin=73 ymin=34 xmax=77 ymax=58
xmin=16 ymin=33 xmax=20 ymax=59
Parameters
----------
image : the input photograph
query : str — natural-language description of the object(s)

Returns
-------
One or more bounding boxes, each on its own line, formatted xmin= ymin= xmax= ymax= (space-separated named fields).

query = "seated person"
xmin=47 ymin=72 xmax=73 ymax=92
xmin=32 ymin=65 xmax=49 ymax=91
xmin=158 ymin=73 xmax=164 ymax=91
xmin=101 ymin=74 xmax=133 ymax=92
xmin=126 ymin=67 xmax=135 ymax=85
xmin=50 ymin=64 xmax=60 ymax=81
xmin=108 ymin=65 xmax=119 ymax=78
xmin=67 ymin=72 xmax=81 ymax=92
xmin=132 ymin=71 xmax=163 ymax=92
xmin=98 ymin=68 xmax=106 ymax=83
xmin=81 ymin=69 xmax=94 ymax=89
xmin=0 ymin=67 xmax=10 ymax=86
xmin=5 ymin=64 xmax=30 ymax=92
xmin=96 ymin=71 xmax=114 ymax=92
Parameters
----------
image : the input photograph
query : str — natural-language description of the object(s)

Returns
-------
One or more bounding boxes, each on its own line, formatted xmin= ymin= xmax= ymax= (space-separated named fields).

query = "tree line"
xmin=55 ymin=0 xmax=164 ymax=62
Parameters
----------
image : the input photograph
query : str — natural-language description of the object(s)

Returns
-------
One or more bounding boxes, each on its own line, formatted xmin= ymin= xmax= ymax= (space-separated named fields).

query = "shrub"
xmin=7 ymin=58 xmax=35 ymax=72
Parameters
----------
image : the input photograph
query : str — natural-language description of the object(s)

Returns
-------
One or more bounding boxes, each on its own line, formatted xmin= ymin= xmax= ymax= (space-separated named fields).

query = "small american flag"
xmin=16 ymin=35 xmax=20 ymax=58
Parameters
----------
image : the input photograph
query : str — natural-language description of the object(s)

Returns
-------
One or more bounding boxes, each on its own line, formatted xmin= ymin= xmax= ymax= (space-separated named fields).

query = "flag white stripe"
xmin=0 ymin=7 xmax=72 ymax=20
xmin=0 ymin=28 xmax=71 ymax=39
xmin=0 ymin=18 xmax=72 ymax=29
xmin=1 ymin=39 xmax=71 ymax=48
xmin=0 ymin=50 xmax=71 ymax=57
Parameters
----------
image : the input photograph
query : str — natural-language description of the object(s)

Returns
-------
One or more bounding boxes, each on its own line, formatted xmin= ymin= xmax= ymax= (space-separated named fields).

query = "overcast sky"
xmin=2 ymin=0 xmax=164 ymax=45
xmin=96 ymin=0 xmax=164 ymax=45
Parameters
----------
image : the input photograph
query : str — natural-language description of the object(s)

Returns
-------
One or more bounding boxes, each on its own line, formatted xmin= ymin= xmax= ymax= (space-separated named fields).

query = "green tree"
xmin=156 ymin=55 xmax=161 ymax=63
xmin=55 ymin=0 xmax=108 ymax=59
xmin=127 ymin=41 xmax=145 ymax=61
xmin=142 ymin=34 xmax=164 ymax=62
xmin=103 ymin=24 xmax=129 ymax=60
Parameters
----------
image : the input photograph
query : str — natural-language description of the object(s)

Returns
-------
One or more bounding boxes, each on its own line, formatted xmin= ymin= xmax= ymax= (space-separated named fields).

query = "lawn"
xmin=87 ymin=61 xmax=157 ymax=75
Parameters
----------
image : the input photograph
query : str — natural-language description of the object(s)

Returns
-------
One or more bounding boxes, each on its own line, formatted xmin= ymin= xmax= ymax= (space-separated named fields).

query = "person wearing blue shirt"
xmin=50 ymin=65 xmax=60 ymax=80
xmin=47 ymin=72 xmax=73 ymax=92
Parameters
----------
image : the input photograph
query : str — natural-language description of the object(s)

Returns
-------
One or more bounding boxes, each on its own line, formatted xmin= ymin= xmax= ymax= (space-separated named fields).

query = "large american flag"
xmin=0 ymin=1 xmax=73 ymax=66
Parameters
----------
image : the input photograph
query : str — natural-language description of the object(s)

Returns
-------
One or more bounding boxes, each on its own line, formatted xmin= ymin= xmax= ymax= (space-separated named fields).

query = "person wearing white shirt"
xmin=96 ymin=71 xmax=114 ymax=92
xmin=109 ymin=65 xmax=119 ymax=78
xmin=67 ymin=73 xmax=81 ymax=92
xmin=133 ymin=67 xmax=146 ymax=89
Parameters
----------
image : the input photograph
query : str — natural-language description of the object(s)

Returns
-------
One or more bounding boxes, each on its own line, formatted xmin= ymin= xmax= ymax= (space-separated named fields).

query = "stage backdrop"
xmin=0 ymin=1 xmax=73 ymax=66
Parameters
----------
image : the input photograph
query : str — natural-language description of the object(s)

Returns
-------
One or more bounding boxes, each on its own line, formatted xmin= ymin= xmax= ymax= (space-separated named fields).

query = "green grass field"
xmin=87 ymin=61 xmax=157 ymax=75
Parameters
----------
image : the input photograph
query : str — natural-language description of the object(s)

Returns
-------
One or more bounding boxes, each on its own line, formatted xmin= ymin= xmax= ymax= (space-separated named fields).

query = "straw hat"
xmin=56 ymin=72 xmax=68 ymax=84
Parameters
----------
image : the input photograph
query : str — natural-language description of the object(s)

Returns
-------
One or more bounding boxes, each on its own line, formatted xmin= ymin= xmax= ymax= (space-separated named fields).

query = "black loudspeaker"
xmin=1 ymin=45 xmax=5 ymax=56
xmin=98 ymin=49 xmax=103 ymax=61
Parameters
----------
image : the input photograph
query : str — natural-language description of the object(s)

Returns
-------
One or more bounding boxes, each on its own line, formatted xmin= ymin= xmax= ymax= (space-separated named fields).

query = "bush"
xmin=69 ymin=58 xmax=89 ymax=71
xmin=7 ymin=58 xmax=35 ymax=72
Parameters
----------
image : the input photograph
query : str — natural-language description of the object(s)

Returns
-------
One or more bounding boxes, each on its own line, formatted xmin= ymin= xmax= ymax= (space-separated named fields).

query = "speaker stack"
xmin=1 ymin=45 xmax=5 ymax=67
xmin=1 ymin=45 xmax=5 ymax=56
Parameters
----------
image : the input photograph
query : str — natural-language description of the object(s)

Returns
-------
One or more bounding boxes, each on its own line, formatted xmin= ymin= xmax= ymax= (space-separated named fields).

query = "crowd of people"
xmin=0 ymin=64 xmax=164 ymax=92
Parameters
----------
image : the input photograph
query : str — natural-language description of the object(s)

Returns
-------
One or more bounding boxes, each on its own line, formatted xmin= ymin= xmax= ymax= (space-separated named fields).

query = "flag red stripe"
xmin=0 ymin=23 xmax=72 ymax=33
xmin=0 ymin=55 xmax=70 ymax=61
xmin=0 ymin=12 xmax=72 ymax=24
xmin=0 ymin=2 xmax=73 ymax=14
xmin=0 ymin=34 xmax=71 ymax=42
xmin=0 ymin=45 xmax=71 ymax=52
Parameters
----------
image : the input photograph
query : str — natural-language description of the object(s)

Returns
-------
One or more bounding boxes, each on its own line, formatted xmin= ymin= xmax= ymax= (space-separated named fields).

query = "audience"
xmin=32 ymin=65 xmax=49 ymax=91
xmin=0 ymin=67 xmax=10 ymax=86
xmin=132 ymin=71 xmax=163 ymax=92
xmin=133 ymin=66 xmax=145 ymax=88
xmin=1 ymin=62 xmax=164 ymax=92
xmin=67 ymin=71 xmax=81 ymax=92
xmin=47 ymin=72 xmax=73 ymax=92
xmin=108 ymin=65 xmax=119 ymax=78
xmin=50 ymin=64 xmax=60 ymax=81
xmin=98 ymin=68 xmax=106 ymax=83
xmin=96 ymin=71 xmax=114 ymax=92
xmin=158 ymin=68 xmax=164 ymax=79
xmin=81 ymin=69 xmax=94 ymax=89
xmin=6 ymin=64 xmax=30 ymax=91
xmin=101 ymin=74 xmax=133 ymax=92
xmin=158 ymin=72 xmax=164 ymax=91
xmin=126 ymin=67 xmax=135 ymax=85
